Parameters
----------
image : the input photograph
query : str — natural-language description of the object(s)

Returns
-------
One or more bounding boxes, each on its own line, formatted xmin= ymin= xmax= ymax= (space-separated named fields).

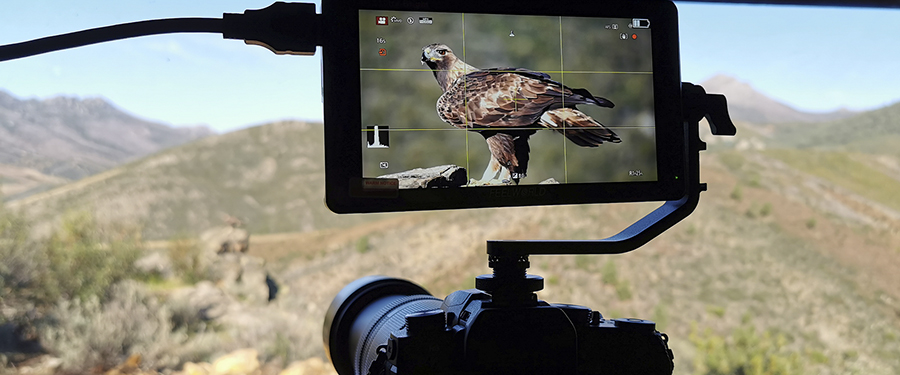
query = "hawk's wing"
xmin=437 ymin=68 xmax=613 ymax=129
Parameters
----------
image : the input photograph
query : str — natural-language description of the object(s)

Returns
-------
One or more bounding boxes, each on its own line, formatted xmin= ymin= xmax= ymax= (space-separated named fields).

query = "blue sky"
xmin=1 ymin=1 xmax=898 ymax=132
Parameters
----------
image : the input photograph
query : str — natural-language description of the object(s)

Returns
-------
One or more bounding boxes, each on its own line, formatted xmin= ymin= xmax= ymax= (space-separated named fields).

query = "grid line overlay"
xmin=559 ymin=16 xmax=568 ymax=183
xmin=360 ymin=11 xmax=656 ymax=184
xmin=361 ymin=125 xmax=651 ymax=131
xmin=461 ymin=12 xmax=471 ymax=180
xmin=360 ymin=68 xmax=652 ymax=74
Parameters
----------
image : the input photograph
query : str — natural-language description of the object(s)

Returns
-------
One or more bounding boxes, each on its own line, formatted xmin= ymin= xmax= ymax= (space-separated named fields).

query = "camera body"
xmin=385 ymin=288 xmax=674 ymax=375
xmin=325 ymin=254 xmax=675 ymax=375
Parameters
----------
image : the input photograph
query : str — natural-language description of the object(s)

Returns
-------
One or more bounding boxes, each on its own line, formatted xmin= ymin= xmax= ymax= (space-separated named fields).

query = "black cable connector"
xmin=0 ymin=2 xmax=321 ymax=62
xmin=224 ymin=2 xmax=321 ymax=56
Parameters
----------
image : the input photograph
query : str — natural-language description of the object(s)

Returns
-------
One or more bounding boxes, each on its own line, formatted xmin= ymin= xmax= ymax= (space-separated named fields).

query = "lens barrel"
xmin=324 ymin=276 xmax=443 ymax=375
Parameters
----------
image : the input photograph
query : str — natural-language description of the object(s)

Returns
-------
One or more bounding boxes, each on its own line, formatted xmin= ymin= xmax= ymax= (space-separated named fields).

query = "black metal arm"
xmin=487 ymin=82 xmax=736 ymax=257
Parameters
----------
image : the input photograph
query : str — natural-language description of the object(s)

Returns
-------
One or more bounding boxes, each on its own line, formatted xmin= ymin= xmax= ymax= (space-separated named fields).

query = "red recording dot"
xmin=631 ymin=34 xmax=638 ymax=40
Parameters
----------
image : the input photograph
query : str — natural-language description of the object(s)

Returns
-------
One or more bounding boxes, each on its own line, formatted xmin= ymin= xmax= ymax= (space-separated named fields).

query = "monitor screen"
xmin=358 ymin=10 xmax=657 ymax=188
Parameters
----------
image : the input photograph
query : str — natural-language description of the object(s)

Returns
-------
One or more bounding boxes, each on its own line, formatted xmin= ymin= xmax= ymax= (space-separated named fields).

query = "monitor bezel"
xmin=322 ymin=0 xmax=684 ymax=213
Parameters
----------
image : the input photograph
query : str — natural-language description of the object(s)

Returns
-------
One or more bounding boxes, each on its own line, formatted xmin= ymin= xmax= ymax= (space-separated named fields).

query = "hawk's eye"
xmin=438 ymin=50 xmax=446 ymax=56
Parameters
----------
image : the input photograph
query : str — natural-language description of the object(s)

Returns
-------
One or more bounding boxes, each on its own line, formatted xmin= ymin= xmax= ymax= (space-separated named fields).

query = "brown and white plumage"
xmin=421 ymin=43 xmax=620 ymax=184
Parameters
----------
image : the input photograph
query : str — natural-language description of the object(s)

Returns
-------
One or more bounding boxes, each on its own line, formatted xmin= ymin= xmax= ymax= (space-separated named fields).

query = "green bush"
xmin=39 ymin=281 xmax=217 ymax=373
xmin=168 ymin=236 xmax=206 ymax=284
xmin=574 ymin=254 xmax=592 ymax=270
xmin=706 ymin=305 xmax=726 ymax=318
xmin=614 ymin=280 xmax=633 ymax=301
xmin=0 ymin=208 xmax=144 ymax=347
xmin=356 ymin=235 xmax=370 ymax=253
xmin=746 ymin=202 xmax=773 ymax=219
xmin=1 ymin=209 xmax=300 ymax=373
xmin=652 ymin=304 xmax=669 ymax=330
xmin=45 ymin=211 xmax=143 ymax=302
xmin=601 ymin=260 xmax=618 ymax=285
xmin=689 ymin=321 xmax=803 ymax=375
xmin=730 ymin=185 xmax=743 ymax=201
xmin=600 ymin=261 xmax=632 ymax=301
xmin=0 ymin=209 xmax=55 ymax=314
xmin=805 ymin=218 xmax=817 ymax=229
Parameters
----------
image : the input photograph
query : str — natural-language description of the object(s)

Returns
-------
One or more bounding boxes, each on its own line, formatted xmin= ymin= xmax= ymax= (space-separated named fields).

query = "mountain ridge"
xmin=700 ymin=74 xmax=858 ymax=124
xmin=0 ymin=90 xmax=215 ymax=199
xmin=6 ymin=120 xmax=380 ymax=240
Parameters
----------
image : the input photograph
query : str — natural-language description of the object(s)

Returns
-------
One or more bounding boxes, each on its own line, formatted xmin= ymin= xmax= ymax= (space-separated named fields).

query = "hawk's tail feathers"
xmin=570 ymin=88 xmax=615 ymax=108
xmin=540 ymin=108 xmax=621 ymax=147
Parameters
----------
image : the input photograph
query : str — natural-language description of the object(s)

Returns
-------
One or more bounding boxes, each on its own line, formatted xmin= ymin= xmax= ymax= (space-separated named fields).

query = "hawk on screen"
xmin=421 ymin=43 xmax=621 ymax=185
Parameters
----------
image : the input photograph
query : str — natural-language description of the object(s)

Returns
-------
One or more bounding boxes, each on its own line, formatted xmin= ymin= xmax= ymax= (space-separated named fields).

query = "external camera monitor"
xmin=322 ymin=0 xmax=684 ymax=213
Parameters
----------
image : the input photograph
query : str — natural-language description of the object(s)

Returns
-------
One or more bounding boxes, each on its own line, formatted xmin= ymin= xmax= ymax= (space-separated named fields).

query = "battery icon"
xmin=632 ymin=18 xmax=650 ymax=28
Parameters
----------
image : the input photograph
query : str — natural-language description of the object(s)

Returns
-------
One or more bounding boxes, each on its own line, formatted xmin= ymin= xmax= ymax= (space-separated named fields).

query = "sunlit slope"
xmin=764 ymin=149 xmax=900 ymax=213
xmin=7 ymin=121 xmax=380 ymax=240
xmin=770 ymin=101 xmax=900 ymax=157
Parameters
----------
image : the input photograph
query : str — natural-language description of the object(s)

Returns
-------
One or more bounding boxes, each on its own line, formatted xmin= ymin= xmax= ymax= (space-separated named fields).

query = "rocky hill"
xmin=0 ymin=90 xmax=213 ymax=199
xmin=6 ymin=121 xmax=379 ymax=240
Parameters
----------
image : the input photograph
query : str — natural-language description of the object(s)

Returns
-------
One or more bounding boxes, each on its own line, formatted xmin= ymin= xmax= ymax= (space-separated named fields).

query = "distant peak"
xmin=0 ymin=89 xmax=16 ymax=106
xmin=703 ymin=74 xmax=740 ymax=85
xmin=697 ymin=75 xmax=861 ymax=124
xmin=38 ymin=95 xmax=116 ymax=115
xmin=701 ymin=74 xmax=758 ymax=95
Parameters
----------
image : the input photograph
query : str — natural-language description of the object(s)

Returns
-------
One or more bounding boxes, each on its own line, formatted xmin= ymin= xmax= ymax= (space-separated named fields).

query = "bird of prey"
xmin=421 ymin=43 xmax=621 ymax=185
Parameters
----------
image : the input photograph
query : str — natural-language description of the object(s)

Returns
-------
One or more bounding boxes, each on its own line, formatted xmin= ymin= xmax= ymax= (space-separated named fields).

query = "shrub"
xmin=45 ymin=211 xmax=143 ymax=302
xmin=805 ymin=218 xmax=817 ymax=229
xmin=614 ymin=280 xmax=633 ymax=301
xmin=356 ymin=236 xmax=370 ymax=253
xmin=601 ymin=260 xmax=618 ymax=285
xmin=0 ymin=209 xmax=55 ymax=315
xmin=730 ymin=185 xmax=743 ymax=201
xmin=39 ymin=281 xmax=218 ymax=373
xmin=652 ymin=304 xmax=669 ymax=330
xmin=168 ymin=236 xmax=206 ymax=284
xmin=706 ymin=305 xmax=726 ymax=318
xmin=600 ymin=261 xmax=632 ymax=301
xmin=0 ymin=208 xmax=151 ymax=370
xmin=685 ymin=224 xmax=698 ymax=236
xmin=2 ymin=209 xmax=143 ymax=322
xmin=1 ymin=209 xmax=228 ymax=373
xmin=574 ymin=254 xmax=591 ymax=270
xmin=744 ymin=207 xmax=758 ymax=219
xmin=689 ymin=322 xmax=802 ymax=375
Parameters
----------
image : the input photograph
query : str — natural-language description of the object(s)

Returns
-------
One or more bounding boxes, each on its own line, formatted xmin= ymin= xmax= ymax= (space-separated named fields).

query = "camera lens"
xmin=324 ymin=276 xmax=443 ymax=375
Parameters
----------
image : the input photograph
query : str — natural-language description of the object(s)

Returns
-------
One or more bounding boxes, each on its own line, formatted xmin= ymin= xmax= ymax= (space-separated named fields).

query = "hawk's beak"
xmin=421 ymin=48 xmax=431 ymax=65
